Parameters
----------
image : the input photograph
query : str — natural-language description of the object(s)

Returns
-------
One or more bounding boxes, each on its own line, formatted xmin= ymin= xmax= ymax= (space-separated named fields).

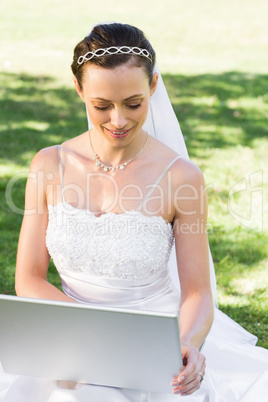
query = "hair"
xmin=71 ymin=23 xmax=156 ymax=89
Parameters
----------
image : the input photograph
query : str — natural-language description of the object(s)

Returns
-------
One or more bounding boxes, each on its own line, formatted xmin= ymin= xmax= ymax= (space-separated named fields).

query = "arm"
xmin=171 ymin=160 xmax=214 ymax=395
xmin=15 ymin=147 xmax=75 ymax=303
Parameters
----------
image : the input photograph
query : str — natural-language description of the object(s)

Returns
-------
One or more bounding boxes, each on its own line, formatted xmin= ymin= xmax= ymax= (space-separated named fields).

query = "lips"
xmin=105 ymin=128 xmax=131 ymax=139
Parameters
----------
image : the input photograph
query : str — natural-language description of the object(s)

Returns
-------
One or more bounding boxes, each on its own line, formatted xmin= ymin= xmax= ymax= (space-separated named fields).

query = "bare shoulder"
xmin=29 ymin=132 xmax=88 ymax=176
xmin=148 ymin=135 xmax=205 ymax=187
xmin=148 ymin=135 xmax=178 ymax=158
xmin=29 ymin=145 xmax=59 ymax=174
xmin=167 ymin=158 xmax=208 ymax=221
xmin=171 ymin=157 xmax=205 ymax=188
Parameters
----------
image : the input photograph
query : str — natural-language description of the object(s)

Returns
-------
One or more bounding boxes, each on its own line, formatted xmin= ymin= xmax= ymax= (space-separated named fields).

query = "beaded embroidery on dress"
xmin=46 ymin=203 xmax=174 ymax=281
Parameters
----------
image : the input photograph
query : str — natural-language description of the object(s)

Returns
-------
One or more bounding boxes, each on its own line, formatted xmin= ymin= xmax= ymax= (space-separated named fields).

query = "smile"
xmin=105 ymin=128 xmax=132 ymax=138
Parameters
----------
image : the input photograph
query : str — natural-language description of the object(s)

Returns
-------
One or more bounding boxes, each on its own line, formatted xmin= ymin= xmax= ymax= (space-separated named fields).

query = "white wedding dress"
xmin=1 ymin=148 xmax=268 ymax=402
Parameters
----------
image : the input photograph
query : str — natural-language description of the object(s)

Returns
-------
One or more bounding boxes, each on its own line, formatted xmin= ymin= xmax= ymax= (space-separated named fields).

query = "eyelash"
xmin=94 ymin=104 xmax=142 ymax=111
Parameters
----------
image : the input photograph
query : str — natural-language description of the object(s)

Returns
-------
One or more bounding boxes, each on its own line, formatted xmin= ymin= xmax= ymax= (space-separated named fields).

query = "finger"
xmin=171 ymin=366 xmax=194 ymax=388
xmin=179 ymin=362 xmax=195 ymax=382
xmin=197 ymin=360 xmax=206 ymax=384
xmin=171 ymin=348 xmax=206 ymax=394
xmin=179 ymin=347 xmax=200 ymax=378
xmin=179 ymin=355 xmax=198 ymax=380
xmin=173 ymin=360 xmax=206 ymax=395
xmin=180 ymin=354 xmax=205 ymax=386
xmin=173 ymin=372 xmax=203 ymax=396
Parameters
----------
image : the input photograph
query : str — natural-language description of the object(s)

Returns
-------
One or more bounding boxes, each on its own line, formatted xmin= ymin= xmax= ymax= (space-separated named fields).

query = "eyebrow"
xmin=90 ymin=94 xmax=144 ymax=102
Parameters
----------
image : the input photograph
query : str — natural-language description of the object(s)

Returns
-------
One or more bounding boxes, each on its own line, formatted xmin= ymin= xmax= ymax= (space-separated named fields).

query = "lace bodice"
xmin=46 ymin=202 xmax=174 ymax=282
xmin=44 ymin=148 xmax=181 ymax=305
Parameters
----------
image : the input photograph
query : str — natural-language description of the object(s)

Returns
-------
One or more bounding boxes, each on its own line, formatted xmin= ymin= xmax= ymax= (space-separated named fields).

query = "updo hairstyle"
xmin=71 ymin=23 xmax=156 ymax=89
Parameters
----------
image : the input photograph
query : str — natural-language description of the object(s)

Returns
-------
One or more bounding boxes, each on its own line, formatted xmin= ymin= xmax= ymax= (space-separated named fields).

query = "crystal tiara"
xmin=77 ymin=46 xmax=153 ymax=66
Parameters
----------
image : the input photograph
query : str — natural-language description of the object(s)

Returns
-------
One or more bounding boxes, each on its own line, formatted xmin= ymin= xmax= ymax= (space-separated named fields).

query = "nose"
xmin=110 ymin=107 xmax=127 ymax=129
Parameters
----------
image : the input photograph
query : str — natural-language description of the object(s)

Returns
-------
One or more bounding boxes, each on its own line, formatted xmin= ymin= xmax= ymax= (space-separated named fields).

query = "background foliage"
xmin=0 ymin=0 xmax=267 ymax=347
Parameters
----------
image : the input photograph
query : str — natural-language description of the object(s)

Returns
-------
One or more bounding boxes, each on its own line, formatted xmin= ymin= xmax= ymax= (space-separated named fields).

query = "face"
xmin=74 ymin=63 xmax=158 ymax=147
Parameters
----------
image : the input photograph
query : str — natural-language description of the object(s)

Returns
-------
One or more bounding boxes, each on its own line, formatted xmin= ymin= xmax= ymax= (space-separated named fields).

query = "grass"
xmin=0 ymin=0 xmax=267 ymax=347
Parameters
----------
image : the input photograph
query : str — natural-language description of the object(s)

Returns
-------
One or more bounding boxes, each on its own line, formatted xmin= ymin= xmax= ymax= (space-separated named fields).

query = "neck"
xmin=89 ymin=129 xmax=148 ymax=167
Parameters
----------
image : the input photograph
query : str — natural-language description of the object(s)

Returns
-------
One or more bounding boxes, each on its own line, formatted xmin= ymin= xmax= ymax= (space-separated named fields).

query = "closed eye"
xmin=128 ymin=103 xmax=141 ymax=109
xmin=94 ymin=104 xmax=142 ymax=111
xmin=94 ymin=105 xmax=109 ymax=111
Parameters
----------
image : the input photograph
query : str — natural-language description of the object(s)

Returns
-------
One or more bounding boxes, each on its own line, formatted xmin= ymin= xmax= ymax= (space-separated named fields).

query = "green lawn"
xmin=1 ymin=0 xmax=267 ymax=347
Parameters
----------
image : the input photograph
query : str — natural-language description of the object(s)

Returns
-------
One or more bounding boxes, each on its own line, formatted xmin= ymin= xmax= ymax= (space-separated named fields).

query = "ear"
xmin=150 ymin=72 xmax=158 ymax=96
xmin=73 ymin=77 xmax=85 ymax=101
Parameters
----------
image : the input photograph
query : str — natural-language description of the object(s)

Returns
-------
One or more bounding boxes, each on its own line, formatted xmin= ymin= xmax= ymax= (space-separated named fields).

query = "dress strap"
xmin=136 ymin=155 xmax=181 ymax=212
xmin=57 ymin=145 xmax=66 ymax=203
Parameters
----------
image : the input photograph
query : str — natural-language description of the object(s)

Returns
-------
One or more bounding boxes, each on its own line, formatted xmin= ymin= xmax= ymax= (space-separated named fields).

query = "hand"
xmin=171 ymin=342 xmax=206 ymax=396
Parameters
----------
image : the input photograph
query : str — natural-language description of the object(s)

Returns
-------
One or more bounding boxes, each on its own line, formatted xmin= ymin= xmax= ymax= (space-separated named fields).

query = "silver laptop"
xmin=0 ymin=294 xmax=182 ymax=393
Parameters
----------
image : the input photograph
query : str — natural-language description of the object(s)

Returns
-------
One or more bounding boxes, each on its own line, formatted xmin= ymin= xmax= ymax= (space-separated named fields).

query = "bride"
xmin=1 ymin=22 xmax=267 ymax=401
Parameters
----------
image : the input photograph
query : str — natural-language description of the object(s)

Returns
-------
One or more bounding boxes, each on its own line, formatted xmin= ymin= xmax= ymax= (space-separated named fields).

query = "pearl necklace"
xmin=89 ymin=131 xmax=149 ymax=172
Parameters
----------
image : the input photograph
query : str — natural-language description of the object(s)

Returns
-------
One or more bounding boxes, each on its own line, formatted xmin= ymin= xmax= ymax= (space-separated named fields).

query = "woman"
xmin=1 ymin=22 xmax=268 ymax=401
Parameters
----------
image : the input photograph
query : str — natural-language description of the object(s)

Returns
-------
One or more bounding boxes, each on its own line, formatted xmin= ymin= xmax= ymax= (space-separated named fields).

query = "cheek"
xmin=86 ymin=107 xmax=107 ymax=125
xmin=136 ymin=103 xmax=149 ymax=123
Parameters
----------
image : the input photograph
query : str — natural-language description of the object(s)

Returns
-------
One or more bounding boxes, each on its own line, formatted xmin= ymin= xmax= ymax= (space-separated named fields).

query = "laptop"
xmin=0 ymin=294 xmax=182 ymax=393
